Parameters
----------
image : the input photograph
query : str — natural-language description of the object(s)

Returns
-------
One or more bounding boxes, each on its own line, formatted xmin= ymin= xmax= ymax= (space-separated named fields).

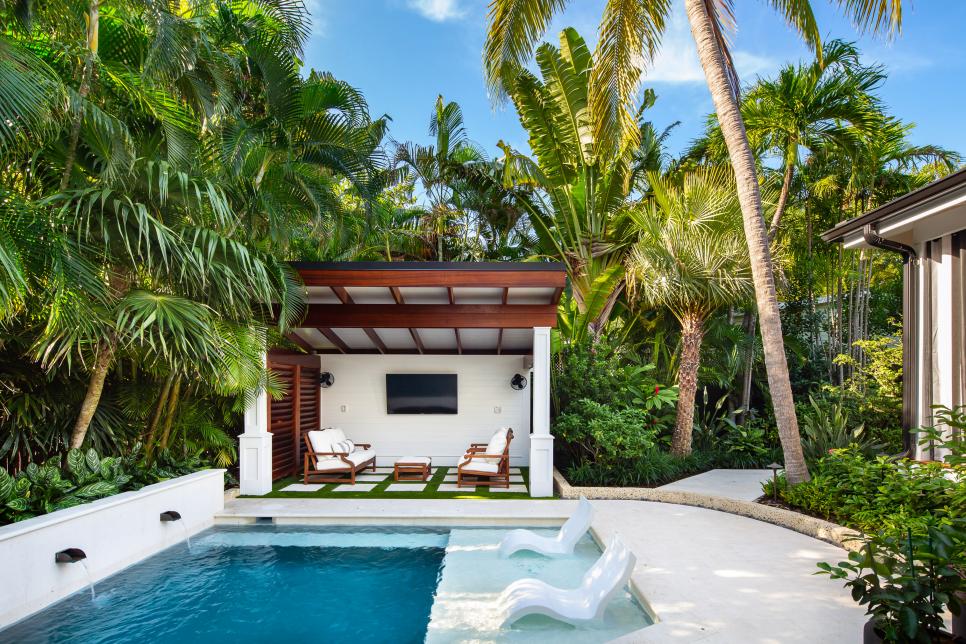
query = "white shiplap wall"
xmin=319 ymin=354 xmax=531 ymax=466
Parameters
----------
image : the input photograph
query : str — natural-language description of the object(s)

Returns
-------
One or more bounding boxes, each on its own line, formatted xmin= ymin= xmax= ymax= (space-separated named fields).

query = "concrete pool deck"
xmin=216 ymin=497 xmax=863 ymax=642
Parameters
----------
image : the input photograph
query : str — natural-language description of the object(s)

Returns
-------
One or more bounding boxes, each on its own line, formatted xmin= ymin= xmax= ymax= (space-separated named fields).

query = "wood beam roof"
xmin=299 ymin=304 xmax=557 ymax=329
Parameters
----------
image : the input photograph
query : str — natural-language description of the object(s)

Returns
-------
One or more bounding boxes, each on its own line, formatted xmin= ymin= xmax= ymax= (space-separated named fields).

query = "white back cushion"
xmin=484 ymin=430 xmax=508 ymax=462
xmin=308 ymin=430 xmax=332 ymax=454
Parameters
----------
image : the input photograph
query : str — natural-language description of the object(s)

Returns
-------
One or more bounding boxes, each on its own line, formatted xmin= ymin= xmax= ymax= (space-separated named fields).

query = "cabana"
xmin=238 ymin=261 xmax=567 ymax=497
xmin=822 ymin=168 xmax=966 ymax=458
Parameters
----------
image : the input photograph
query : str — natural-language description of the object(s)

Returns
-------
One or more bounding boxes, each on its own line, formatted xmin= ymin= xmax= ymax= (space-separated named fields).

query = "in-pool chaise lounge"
xmin=457 ymin=427 xmax=513 ymax=488
xmin=302 ymin=427 xmax=376 ymax=484
xmin=499 ymin=534 xmax=636 ymax=627
xmin=499 ymin=496 xmax=594 ymax=558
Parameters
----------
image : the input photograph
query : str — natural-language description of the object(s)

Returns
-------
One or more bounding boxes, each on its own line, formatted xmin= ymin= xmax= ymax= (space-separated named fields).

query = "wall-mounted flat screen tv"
xmin=386 ymin=374 xmax=458 ymax=414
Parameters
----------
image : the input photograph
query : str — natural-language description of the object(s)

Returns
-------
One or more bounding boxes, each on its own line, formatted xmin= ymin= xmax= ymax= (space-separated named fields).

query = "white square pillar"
xmin=239 ymin=350 xmax=273 ymax=496
xmin=529 ymin=326 xmax=554 ymax=497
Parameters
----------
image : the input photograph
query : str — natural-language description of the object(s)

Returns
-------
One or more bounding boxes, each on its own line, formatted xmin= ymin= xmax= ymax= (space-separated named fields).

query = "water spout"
xmin=161 ymin=510 xmax=192 ymax=551
xmin=55 ymin=548 xmax=87 ymax=564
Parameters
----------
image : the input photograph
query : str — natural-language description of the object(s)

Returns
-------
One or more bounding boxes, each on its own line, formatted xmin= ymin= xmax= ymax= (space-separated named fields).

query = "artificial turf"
xmin=249 ymin=466 xmax=545 ymax=500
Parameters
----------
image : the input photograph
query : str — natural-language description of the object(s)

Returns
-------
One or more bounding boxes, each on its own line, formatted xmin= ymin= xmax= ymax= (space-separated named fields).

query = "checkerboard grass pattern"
xmin=258 ymin=466 xmax=536 ymax=500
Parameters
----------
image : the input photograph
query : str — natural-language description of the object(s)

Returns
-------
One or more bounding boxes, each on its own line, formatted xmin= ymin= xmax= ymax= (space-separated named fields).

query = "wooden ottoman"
xmin=394 ymin=457 xmax=432 ymax=481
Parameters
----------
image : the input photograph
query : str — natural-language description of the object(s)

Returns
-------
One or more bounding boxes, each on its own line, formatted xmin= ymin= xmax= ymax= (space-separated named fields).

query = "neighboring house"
xmin=822 ymin=168 xmax=966 ymax=459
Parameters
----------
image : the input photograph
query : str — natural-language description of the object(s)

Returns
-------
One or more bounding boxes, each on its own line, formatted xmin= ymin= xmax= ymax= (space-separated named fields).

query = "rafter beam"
xmin=317 ymin=328 xmax=349 ymax=353
xmin=363 ymin=328 xmax=387 ymax=354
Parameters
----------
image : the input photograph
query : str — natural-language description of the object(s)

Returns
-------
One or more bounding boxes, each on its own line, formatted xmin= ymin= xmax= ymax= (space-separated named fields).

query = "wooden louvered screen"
xmin=297 ymin=365 xmax=320 ymax=470
xmin=267 ymin=355 xmax=321 ymax=480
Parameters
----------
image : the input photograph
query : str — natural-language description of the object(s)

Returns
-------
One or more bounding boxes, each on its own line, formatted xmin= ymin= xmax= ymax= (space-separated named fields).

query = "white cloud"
xmin=406 ymin=0 xmax=466 ymax=22
xmin=303 ymin=0 xmax=327 ymax=37
xmin=641 ymin=6 xmax=777 ymax=85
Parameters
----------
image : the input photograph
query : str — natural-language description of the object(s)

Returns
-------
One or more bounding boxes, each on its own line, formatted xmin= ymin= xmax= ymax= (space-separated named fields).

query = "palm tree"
xmin=394 ymin=96 xmax=487 ymax=261
xmin=483 ymin=0 xmax=905 ymax=484
xmin=497 ymin=28 xmax=665 ymax=340
xmin=627 ymin=168 xmax=753 ymax=456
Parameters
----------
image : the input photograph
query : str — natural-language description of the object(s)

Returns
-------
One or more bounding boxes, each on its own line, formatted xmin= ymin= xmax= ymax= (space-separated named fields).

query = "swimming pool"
xmin=0 ymin=525 xmax=651 ymax=643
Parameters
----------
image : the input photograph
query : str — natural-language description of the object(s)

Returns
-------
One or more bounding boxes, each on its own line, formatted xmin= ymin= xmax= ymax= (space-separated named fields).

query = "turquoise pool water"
xmin=1 ymin=527 xmax=447 ymax=643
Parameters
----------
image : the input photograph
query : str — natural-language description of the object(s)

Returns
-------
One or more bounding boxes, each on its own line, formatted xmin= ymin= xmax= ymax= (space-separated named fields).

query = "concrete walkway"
xmin=592 ymin=500 xmax=862 ymax=643
xmin=217 ymin=496 xmax=863 ymax=642
xmin=657 ymin=469 xmax=772 ymax=502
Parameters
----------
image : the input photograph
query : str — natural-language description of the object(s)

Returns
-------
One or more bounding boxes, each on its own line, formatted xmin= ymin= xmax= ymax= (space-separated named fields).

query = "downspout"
xmin=861 ymin=224 xmax=918 ymax=457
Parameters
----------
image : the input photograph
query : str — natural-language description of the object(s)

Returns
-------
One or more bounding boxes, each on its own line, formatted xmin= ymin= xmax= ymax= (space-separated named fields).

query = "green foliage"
xmin=552 ymin=334 xmax=676 ymax=420
xmin=768 ymin=448 xmax=965 ymax=533
xmin=717 ymin=420 xmax=771 ymax=469
xmin=566 ymin=448 xmax=718 ymax=488
xmin=0 ymin=449 xmax=130 ymax=523
xmin=554 ymin=399 xmax=657 ymax=469
xmin=918 ymin=405 xmax=966 ymax=467
xmin=798 ymin=394 xmax=884 ymax=463
xmin=0 ymin=446 xmax=212 ymax=525
xmin=817 ymin=520 xmax=966 ymax=642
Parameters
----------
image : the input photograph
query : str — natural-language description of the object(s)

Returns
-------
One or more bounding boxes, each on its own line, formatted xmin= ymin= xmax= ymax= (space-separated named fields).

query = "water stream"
xmin=78 ymin=560 xmax=96 ymax=600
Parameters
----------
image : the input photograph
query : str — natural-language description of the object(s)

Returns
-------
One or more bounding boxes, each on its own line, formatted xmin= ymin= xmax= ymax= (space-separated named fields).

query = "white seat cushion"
xmin=396 ymin=457 xmax=431 ymax=465
xmin=458 ymin=456 xmax=500 ymax=474
xmin=315 ymin=448 xmax=375 ymax=471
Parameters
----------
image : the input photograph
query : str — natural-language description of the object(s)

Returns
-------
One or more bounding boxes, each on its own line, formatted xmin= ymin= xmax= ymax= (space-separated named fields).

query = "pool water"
xmin=2 ymin=525 xmax=652 ymax=643
xmin=1 ymin=527 xmax=447 ymax=644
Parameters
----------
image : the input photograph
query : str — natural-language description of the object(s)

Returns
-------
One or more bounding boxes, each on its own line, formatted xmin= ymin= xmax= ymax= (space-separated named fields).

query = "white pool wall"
xmin=0 ymin=469 xmax=225 ymax=627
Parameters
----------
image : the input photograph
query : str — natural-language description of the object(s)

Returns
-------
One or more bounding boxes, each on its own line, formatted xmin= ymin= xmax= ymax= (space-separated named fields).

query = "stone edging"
xmin=553 ymin=469 xmax=861 ymax=551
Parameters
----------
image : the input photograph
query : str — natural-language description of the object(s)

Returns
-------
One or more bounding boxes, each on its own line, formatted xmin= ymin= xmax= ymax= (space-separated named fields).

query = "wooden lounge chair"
xmin=302 ymin=427 xmax=376 ymax=484
xmin=457 ymin=428 xmax=513 ymax=488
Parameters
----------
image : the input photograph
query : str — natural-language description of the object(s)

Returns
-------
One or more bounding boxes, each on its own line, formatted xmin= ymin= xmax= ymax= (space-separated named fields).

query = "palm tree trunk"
xmin=144 ymin=373 xmax=174 ymax=458
xmin=69 ymin=337 xmax=114 ymax=449
xmin=768 ymin=157 xmax=795 ymax=241
xmin=672 ymin=313 xmax=704 ymax=457
xmin=158 ymin=377 xmax=182 ymax=451
xmin=684 ymin=0 xmax=809 ymax=483
xmin=60 ymin=0 xmax=99 ymax=191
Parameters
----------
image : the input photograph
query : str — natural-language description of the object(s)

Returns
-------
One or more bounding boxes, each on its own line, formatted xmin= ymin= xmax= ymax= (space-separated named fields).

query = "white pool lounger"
xmin=499 ymin=496 xmax=593 ymax=558
xmin=498 ymin=534 xmax=637 ymax=627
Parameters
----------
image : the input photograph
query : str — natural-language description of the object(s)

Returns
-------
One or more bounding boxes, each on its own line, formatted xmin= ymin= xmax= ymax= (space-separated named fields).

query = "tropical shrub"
xmin=566 ymin=449 xmax=717 ymax=488
xmin=554 ymin=400 xmax=657 ymax=469
xmin=0 ymin=447 xmax=214 ymax=525
xmin=717 ymin=419 xmax=771 ymax=468
xmin=0 ymin=449 xmax=131 ymax=524
xmin=765 ymin=448 xmax=965 ymax=533
xmin=918 ymin=405 xmax=966 ymax=467
xmin=798 ymin=394 xmax=884 ymax=464
xmin=818 ymin=520 xmax=966 ymax=642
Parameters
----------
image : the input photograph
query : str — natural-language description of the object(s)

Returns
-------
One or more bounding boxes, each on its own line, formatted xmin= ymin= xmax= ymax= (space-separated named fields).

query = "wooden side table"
xmin=394 ymin=457 xmax=432 ymax=481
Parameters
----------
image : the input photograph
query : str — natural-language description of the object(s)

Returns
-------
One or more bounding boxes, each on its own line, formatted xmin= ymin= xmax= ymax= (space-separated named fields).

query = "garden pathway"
xmin=656 ymin=469 xmax=772 ymax=502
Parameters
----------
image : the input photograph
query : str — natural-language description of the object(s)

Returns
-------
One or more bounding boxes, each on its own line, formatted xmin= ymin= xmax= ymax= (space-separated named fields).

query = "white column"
xmin=529 ymin=326 xmax=554 ymax=497
xmin=239 ymin=350 xmax=273 ymax=495
xmin=933 ymin=234 xmax=956 ymax=461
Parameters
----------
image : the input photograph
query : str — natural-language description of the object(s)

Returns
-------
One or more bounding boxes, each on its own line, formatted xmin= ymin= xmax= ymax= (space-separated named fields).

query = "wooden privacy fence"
xmin=267 ymin=354 xmax=320 ymax=480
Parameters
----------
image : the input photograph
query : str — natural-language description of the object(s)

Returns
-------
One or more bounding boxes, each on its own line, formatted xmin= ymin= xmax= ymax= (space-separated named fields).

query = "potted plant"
xmin=818 ymin=520 xmax=966 ymax=643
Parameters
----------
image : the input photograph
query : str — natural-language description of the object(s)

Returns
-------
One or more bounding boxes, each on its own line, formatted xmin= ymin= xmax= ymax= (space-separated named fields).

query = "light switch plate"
xmin=493 ymin=405 xmax=501 ymax=414
xmin=340 ymin=404 xmax=347 ymax=412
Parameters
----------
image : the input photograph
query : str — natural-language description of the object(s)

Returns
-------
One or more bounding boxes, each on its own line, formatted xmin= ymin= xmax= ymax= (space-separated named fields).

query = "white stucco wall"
xmin=0 ymin=470 xmax=225 ymax=628
xmin=319 ymin=354 xmax=532 ymax=466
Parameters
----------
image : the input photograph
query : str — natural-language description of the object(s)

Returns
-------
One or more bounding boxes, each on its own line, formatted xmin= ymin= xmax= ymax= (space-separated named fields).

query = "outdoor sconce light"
xmin=767 ymin=462 xmax=784 ymax=502
xmin=510 ymin=373 xmax=528 ymax=390
xmin=319 ymin=372 xmax=335 ymax=388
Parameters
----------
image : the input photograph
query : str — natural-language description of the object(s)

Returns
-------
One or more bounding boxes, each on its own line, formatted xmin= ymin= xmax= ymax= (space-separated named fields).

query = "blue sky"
xmin=304 ymin=1 xmax=966 ymax=161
